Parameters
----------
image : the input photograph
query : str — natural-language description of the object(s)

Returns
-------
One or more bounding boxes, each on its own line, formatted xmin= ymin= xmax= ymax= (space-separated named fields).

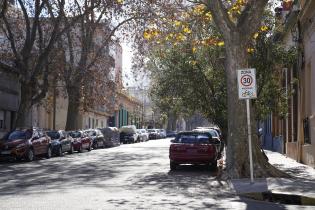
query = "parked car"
xmin=69 ymin=131 xmax=92 ymax=152
xmin=195 ymin=126 xmax=223 ymax=140
xmin=166 ymin=130 xmax=177 ymax=138
xmin=0 ymin=127 xmax=52 ymax=161
xmin=193 ymin=128 xmax=224 ymax=156
xmin=46 ymin=130 xmax=74 ymax=156
xmin=156 ymin=129 xmax=162 ymax=139
xmin=84 ymin=129 xmax=106 ymax=149
xmin=119 ymin=125 xmax=139 ymax=144
xmin=99 ymin=127 xmax=120 ymax=147
xmin=159 ymin=129 xmax=167 ymax=138
xmin=169 ymin=131 xmax=221 ymax=170
xmin=137 ymin=129 xmax=149 ymax=142
xmin=147 ymin=129 xmax=159 ymax=140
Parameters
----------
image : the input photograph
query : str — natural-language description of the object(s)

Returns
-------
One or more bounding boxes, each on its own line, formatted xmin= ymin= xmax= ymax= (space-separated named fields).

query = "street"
xmin=0 ymin=138 xmax=233 ymax=210
xmin=2 ymin=139 xmax=315 ymax=210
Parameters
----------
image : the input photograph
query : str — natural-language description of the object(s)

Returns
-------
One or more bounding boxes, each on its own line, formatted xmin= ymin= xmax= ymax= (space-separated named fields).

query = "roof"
xmin=177 ymin=131 xmax=212 ymax=136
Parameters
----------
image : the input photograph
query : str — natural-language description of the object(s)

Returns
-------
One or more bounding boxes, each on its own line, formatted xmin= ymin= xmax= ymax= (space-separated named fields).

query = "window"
xmin=176 ymin=134 xmax=211 ymax=144
xmin=303 ymin=117 xmax=311 ymax=144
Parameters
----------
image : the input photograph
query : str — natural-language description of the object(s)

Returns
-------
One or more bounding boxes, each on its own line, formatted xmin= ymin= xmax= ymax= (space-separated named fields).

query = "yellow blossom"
xmin=176 ymin=33 xmax=186 ymax=41
xmin=247 ymin=48 xmax=254 ymax=53
xmin=253 ymin=32 xmax=259 ymax=39
xmin=143 ymin=31 xmax=151 ymax=40
xmin=192 ymin=47 xmax=197 ymax=53
xmin=191 ymin=60 xmax=197 ymax=65
xmin=116 ymin=0 xmax=123 ymax=4
xmin=193 ymin=5 xmax=206 ymax=15
xmin=183 ymin=27 xmax=192 ymax=34
xmin=217 ymin=41 xmax=225 ymax=46
xmin=260 ymin=25 xmax=269 ymax=32
xmin=174 ymin=20 xmax=181 ymax=27
xmin=204 ymin=12 xmax=212 ymax=21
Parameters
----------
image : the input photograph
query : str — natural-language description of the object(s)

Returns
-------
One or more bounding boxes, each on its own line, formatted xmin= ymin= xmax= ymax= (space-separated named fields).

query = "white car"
xmin=137 ymin=129 xmax=149 ymax=141
xmin=119 ymin=125 xmax=139 ymax=144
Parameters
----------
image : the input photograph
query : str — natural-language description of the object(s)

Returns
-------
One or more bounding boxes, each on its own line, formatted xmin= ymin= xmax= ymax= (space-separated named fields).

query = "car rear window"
xmin=87 ymin=131 xmax=96 ymax=136
xmin=208 ymin=130 xmax=218 ymax=137
xmin=69 ymin=131 xmax=81 ymax=138
xmin=176 ymin=134 xmax=211 ymax=144
xmin=46 ymin=131 xmax=60 ymax=139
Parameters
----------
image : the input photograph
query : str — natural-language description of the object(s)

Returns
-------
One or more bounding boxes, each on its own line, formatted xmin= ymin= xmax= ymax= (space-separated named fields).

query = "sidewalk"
xmin=229 ymin=150 xmax=315 ymax=209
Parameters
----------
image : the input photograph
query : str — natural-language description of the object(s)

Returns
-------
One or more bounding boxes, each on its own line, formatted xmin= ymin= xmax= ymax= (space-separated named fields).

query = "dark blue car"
xmin=46 ymin=130 xmax=74 ymax=156
xmin=166 ymin=130 xmax=177 ymax=138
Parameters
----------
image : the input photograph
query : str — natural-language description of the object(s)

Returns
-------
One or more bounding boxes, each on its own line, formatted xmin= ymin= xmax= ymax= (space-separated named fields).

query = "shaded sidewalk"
xmin=229 ymin=150 xmax=315 ymax=209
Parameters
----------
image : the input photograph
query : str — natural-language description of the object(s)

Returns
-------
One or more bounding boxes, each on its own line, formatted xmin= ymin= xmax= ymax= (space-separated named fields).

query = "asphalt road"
xmin=0 ymin=138 xmax=235 ymax=210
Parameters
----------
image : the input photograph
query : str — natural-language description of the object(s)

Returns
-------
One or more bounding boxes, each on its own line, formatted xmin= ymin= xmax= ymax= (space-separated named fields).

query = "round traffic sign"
xmin=240 ymin=74 xmax=253 ymax=87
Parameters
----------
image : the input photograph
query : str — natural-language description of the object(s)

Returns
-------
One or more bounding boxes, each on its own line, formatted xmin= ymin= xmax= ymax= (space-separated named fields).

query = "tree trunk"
xmin=14 ymin=82 xmax=33 ymax=128
xmin=65 ymin=85 xmax=81 ymax=131
xmin=167 ymin=112 xmax=177 ymax=131
xmin=225 ymin=37 xmax=289 ymax=178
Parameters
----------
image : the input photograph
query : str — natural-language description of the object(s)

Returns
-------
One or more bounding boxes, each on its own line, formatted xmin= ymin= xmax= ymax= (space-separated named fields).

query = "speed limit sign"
xmin=237 ymin=68 xmax=257 ymax=99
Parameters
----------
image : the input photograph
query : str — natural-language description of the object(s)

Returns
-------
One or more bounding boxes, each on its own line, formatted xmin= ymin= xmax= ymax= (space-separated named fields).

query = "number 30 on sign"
xmin=237 ymin=68 xmax=257 ymax=99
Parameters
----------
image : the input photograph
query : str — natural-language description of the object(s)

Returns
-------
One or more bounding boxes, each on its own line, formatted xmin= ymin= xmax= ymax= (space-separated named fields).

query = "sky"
xmin=121 ymin=42 xmax=135 ymax=87
xmin=121 ymin=42 xmax=150 ymax=89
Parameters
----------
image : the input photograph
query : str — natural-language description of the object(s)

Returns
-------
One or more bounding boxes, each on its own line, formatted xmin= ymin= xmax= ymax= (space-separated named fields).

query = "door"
xmin=39 ymin=130 xmax=49 ymax=155
xmin=81 ymin=133 xmax=90 ymax=149
xmin=31 ymin=131 xmax=42 ymax=155
xmin=61 ymin=131 xmax=70 ymax=152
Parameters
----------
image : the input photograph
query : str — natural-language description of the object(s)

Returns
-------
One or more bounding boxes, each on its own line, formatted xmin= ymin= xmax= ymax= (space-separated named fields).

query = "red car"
xmin=69 ymin=131 xmax=92 ymax=152
xmin=169 ymin=131 xmax=221 ymax=170
xmin=0 ymin=128 xmax=52 ymax=161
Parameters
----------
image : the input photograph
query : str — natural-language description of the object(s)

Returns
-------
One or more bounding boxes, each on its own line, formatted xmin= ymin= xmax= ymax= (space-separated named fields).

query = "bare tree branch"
xmin=203 ymin=0 xmax=235 ymax=40
xmin=237 ymin=0 xmax=269 ymax=40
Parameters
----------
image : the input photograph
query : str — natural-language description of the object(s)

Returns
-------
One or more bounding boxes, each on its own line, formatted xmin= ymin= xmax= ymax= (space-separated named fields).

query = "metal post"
xmin=246 ymin=99 xmax=254 ymax=183
xmin=285 ymin=68 xmax=288 ymax=154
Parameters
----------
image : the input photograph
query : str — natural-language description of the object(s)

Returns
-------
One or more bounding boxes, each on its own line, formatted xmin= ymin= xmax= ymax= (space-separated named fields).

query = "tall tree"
xmin=203 ymin=0 xmax=287 ymax=178
xmin=137 ymin=0 xmax=292 ymax=178
xmin=60 ymin=0 xmax=140 ymax=130
xmin=0 ymin=0 xmax=99 ymax=128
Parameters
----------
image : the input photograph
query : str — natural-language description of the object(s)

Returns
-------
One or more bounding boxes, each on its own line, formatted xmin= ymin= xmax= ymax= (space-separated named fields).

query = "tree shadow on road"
xmin=117 ymin=164 xmax=233 ymax=209
xmin=0 ymin=150 xmax=161 ymax=196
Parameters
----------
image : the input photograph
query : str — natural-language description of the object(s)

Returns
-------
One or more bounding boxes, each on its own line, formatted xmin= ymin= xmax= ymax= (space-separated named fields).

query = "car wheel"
xmin=57 ymin=146 xmax=63 ymax=157
xmin=26 ymin=148 xmax=34 ymax=162
xmin=78 ymin=145 xmax=82 ymax=153
xmin=87 ymin=143 xmax=92 ymax=151
xmin=46 ymin=147 xmax=52 ymax=159
xmin=68 ymin=144 xmax=74 ymax=154
xmin=209 ymin=160 xmax=217 ymax=171
xmin=170 ymin=161 xmax=178 ymax=171
xmin=94 ymin=142 xmax=98 ymax=150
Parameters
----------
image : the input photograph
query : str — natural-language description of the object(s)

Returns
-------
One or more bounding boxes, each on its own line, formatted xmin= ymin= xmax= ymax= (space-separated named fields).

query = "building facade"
xmin=262 ymin=0 xmax=315 ymax=167
xmin=0 ymin=69 xmax=20 ymax=138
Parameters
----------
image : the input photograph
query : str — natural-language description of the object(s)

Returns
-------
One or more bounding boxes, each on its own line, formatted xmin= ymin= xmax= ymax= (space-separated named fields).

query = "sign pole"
xmin=246 ymin=99 xmax=254 ymax=183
